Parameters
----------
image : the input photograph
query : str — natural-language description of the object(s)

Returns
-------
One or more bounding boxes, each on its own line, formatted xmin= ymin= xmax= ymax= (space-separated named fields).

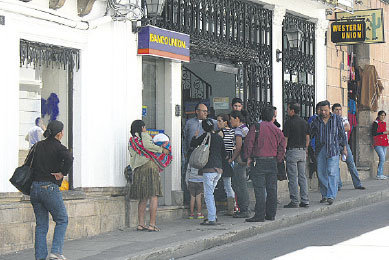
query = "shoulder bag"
xmin=189 ymin=133 xmax=211 ymax=169
xmin=9 ymin=144 xmax=37 ymax=195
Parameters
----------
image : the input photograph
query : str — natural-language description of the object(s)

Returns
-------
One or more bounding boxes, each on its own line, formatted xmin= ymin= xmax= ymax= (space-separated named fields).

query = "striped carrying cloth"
xmin=129 ymin=137 xmax=173 ymax=172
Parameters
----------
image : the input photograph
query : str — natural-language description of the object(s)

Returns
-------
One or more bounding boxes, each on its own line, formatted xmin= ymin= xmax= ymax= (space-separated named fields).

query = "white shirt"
xmin=342 ymin=117 xmax=349 ymax=139
xmin=27 ymin=125 xmax=44 ymax=148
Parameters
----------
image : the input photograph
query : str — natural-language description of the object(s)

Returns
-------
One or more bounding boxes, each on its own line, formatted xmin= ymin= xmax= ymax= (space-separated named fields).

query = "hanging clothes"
xmin=348 ymin=99 xmax=357 ymax=141
xmin=358 ymin=65 xmax=383 ymax=111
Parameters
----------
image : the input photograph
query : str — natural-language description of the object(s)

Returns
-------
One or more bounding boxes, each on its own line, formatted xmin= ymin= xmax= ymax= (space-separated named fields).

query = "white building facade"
xmin=0 ymin=0 xmax=330 ymax=206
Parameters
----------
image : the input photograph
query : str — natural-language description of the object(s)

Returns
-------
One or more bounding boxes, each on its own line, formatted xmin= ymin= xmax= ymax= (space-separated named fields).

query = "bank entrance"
xmin=156 ymin=0 xmax=273 ymax=124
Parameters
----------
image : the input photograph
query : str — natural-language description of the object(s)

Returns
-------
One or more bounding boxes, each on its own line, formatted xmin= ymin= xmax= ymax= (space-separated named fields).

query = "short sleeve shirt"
xmin=234 ymin=124 xmax=249 ymax=139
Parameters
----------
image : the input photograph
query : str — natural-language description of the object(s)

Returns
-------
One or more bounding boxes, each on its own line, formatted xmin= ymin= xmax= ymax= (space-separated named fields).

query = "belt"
xmin=287 ymin=147 xmax=306 ymax=150
xmin=254 ymin=156 xmax=276 ymax=160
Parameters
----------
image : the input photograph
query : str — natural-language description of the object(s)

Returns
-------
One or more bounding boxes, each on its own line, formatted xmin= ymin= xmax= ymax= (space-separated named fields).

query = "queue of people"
xmin=177 ymin=99 xmax=376 ymax=226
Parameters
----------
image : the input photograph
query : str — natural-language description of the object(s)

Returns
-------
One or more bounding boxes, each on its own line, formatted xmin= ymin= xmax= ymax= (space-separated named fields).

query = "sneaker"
xmin=299 ymin=202 xmax=310 ymax=208
xmin=283 ymin=202 xmax=299 ymax=208
xmin=320 ymin=197 xmax=327 ymax=203
xmin=245 ymin=216 xmax=264 ymax=222
xmin=49 ymin=253 xmax=67 ymax=260
xmin=197 ymin=213 xmax=204 ymax=219
xmin=188 ymin=214 xmax=195 ymax=219
xmin=233 ymin=211 xmax=250 ymax=218
xmin=376 ymin=175 xmax=388 ymax=180
xmin=327 ymin=198 xmax=334 ymax=205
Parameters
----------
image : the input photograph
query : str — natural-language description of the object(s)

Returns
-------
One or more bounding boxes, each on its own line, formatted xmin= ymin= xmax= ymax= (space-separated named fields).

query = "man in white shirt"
xmin=26 ymin=117 xmax=46 ymax=148
xmin=332 ymin=104 xmax=365 ymax=190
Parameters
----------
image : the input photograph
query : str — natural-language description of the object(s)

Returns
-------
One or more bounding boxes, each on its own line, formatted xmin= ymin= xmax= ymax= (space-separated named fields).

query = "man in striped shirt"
xmin=310 ymin=100 xmax=347 ymax=205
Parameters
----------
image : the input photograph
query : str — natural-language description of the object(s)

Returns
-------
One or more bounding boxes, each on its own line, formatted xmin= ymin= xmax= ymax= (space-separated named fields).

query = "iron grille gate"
xmin=282 ymin=14 xmax=315 ymax=123
xmin=155 ymin=0 xmax=272 ymax=123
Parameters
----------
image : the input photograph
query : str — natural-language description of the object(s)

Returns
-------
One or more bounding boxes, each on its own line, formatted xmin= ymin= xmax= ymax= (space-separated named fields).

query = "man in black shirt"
xmin=283 ymin=103 xmax=310 ymax=208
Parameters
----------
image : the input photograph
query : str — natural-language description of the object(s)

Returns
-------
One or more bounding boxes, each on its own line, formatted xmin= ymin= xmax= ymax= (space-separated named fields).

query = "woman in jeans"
xmin=128 ymin=120 xmax=170 ymax=231
xmin=28 ymin=120 xmax=73 ymax=260
xmin=372 ymin=111 xmax=389 ymax=180
xmin=191 ymin=119 xmax=226 ymax=225
xmin=217 ymin=114 xmax=236 ymax=216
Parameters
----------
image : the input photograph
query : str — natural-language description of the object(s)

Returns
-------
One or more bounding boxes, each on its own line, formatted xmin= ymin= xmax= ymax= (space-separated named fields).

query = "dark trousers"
xmin=250 ymin=158 xmax=278 ymax=219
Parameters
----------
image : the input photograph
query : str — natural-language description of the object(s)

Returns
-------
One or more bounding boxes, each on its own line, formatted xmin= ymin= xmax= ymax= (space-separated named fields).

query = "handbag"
xmin=189 ymin=132 xmax=211 ymax=169
xmin=123 ymin=165 xmax=133 ymax=184
xmin=9 ymin=144 xmax=37 ymax=195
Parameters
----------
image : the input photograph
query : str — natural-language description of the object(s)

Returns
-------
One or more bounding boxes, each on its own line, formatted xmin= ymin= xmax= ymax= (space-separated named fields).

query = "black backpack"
xmin=240 ymin=123 xmax=260 ymax=162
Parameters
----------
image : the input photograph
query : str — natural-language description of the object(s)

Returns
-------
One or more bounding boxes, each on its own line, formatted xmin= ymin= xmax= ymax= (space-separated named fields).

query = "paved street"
xmin=181 ymin=200 xmax=389 ymax=260
xmin=1 ymin=179 xmax=388 ymax=260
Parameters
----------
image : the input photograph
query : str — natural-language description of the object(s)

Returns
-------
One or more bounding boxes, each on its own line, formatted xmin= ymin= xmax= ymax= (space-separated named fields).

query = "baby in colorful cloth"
xmin=152 ymin=133 xmax=173 ymax=169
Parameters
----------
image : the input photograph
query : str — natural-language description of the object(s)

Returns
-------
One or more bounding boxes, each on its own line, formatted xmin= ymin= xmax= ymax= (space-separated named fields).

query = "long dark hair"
xmin=131 ymin=120 xmax=145 ymax=139
xmin=377 ymin=110 xmax=386 ymax=121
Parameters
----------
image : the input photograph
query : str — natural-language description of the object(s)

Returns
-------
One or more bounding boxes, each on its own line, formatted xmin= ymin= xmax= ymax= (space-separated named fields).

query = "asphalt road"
xmin=180 ymin=200 xmax=389 ymax=260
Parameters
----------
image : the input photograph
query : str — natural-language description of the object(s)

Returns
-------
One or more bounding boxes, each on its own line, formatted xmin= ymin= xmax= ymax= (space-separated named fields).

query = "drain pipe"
xmin=0 ymin=0 xmax=112 ymax=30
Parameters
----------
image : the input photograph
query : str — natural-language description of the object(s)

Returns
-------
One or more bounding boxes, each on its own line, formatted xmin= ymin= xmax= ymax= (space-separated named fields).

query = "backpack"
xmin=189 ymin=133 xmax=211 ymax=169
xmin=240 ymin=123 xmax=260 ymax=162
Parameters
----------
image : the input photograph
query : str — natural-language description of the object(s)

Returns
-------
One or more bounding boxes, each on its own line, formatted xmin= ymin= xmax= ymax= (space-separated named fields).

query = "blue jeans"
xmin=203 ymin=172 xmax=221 ymax=221
xmin=250 ymin=158 xmax=278 ymax=219
xmin=344 ymin=144 xmax=362 ymax=188
xmin=30 ymin=182 xmax=68 ymax=260
xmin=231 ymin=163 xmax=249 ymax=212
xmin=317 ymin=148 xmax=339 ymax=200
xmin=223 ymin=177 xmax=235 ymax=198
xmin=374 ymin=146 xmax=387 ymax=177
xmin=337 ymin=143 xmax=362 ymax=189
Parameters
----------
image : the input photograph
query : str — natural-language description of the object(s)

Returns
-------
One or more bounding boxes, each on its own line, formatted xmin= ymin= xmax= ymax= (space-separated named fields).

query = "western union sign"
xmin=335 ymin=9 xmax=385 ymax=44
xmin=331 ymin=21 xmax=366 ymax=43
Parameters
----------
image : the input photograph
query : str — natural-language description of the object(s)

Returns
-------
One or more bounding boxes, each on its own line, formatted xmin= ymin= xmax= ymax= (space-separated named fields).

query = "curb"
xmin=126 ymin=188 xmax=389 ymax=260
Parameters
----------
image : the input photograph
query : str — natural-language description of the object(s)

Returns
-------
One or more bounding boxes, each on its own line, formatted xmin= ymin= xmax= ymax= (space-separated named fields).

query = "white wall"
xmin=76 ymin=21 xmax=140 ymax=188
xmin=0 ymin=1 xmax=141 ymax=192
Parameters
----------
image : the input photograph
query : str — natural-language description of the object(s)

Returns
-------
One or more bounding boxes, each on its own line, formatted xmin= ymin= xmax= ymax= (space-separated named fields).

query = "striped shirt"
xmin=310 ymin=113 xmax=347 ymax=158
xmin=221 ymin=128 xmax=235 ymax=158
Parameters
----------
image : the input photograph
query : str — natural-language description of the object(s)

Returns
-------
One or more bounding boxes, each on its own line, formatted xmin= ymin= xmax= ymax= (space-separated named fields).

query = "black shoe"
xmin=320 ymin=198 xmax=327 ymax=203
xmin=327 ymin=198 xmax=334 ymax=205
xmin=265 ymin=215 xmax=275 ymax=221
xmin=356 ymin=186 xmax=366 ymax=190
xmin=245 ymin=216 xmax=265 ymax=222
xmin=283 ymin=202 xmax=298 ymax=208
xmin=233 ymin=211 xmax=250 ymax=218
xmin=299 ymin=202 xmax=310 ymax=208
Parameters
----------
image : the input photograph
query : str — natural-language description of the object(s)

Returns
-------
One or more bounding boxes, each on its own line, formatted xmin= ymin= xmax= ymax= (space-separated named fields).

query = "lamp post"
xmin=145 ymin=0 xmax=166 ymax=18
xmin=132 ymin=0 xmax=166 ymax=32
xmin=285 ymin=24 xmax=303 ymax=50
xmin=276 ymin=24 xmax=303 ymax=62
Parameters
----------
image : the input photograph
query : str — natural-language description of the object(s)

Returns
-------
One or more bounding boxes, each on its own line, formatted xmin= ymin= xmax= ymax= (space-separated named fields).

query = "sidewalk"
xmin=2 ymin=179 xmax=388 ymax=260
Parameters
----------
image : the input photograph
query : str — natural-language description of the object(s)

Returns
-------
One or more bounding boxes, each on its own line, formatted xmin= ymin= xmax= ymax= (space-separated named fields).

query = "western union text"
xmin=333 ymin=23 xmax=363 ymax=40
xmin=150 ymin=33 xmax=186 ymax=48
xmin=332 ymin=24 xmax=362 ymax=32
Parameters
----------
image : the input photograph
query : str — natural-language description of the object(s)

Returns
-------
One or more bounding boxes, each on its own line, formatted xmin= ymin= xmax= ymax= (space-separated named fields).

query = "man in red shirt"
xmin=244 ymin=106 xmax=286 ymax=222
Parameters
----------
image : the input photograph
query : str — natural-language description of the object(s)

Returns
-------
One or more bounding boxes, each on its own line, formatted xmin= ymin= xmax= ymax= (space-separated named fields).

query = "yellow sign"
xmin=335 ymin=9 xmax=385 ymax=44
xmin=331 ymin=21 xmax=366 ymax=43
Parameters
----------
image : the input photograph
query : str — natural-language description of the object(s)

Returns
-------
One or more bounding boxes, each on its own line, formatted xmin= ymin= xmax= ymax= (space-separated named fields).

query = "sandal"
xmin=136 ymin=225 xmax=147 ymax=231
xmin=147 ymin=225 xmax=160 ymax=232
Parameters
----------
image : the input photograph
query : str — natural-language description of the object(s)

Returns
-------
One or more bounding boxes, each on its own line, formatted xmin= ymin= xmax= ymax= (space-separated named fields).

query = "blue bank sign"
xmin=138 ymin=25 xmax=190 ymax=62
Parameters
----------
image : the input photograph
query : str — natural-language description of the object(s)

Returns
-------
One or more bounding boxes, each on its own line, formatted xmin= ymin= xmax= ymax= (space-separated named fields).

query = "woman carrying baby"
xmin=128 ymin=120 xmax=170 ymax=232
